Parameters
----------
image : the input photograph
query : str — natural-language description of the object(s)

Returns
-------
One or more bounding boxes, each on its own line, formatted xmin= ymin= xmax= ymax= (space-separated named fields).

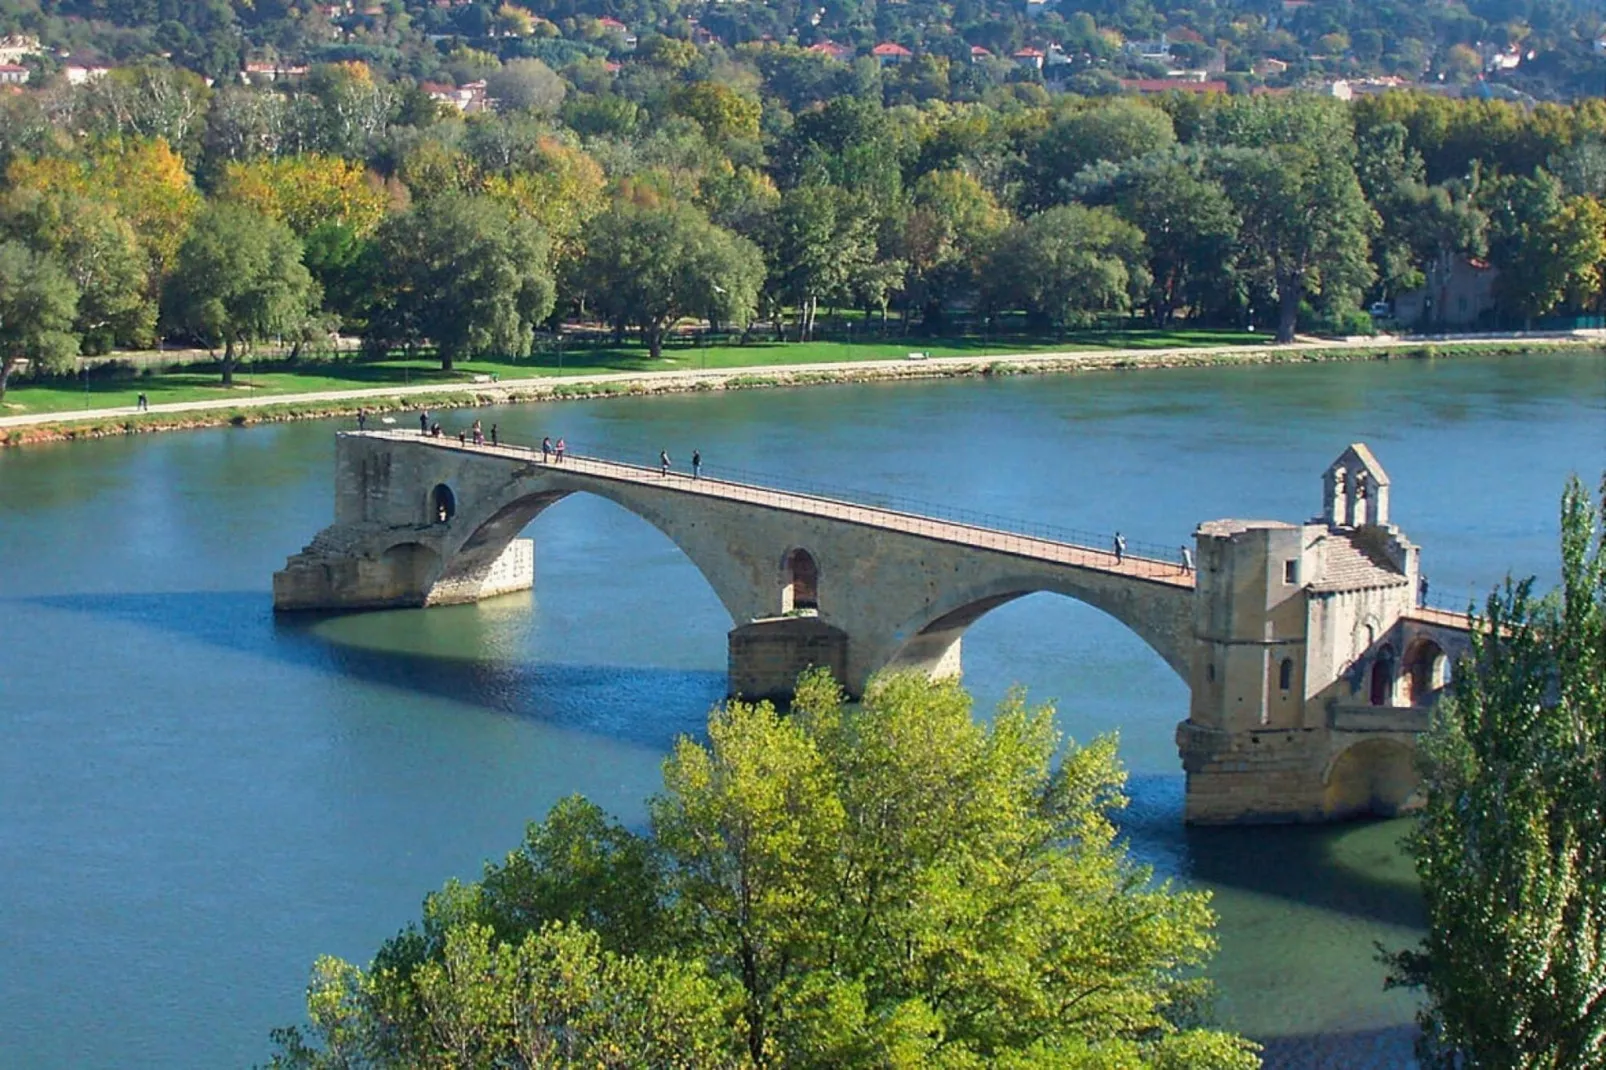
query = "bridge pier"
xmin=273 ymin=532 xmax=533 ymax=610
xmin=728 ymin=616 xmax=850 ymax=702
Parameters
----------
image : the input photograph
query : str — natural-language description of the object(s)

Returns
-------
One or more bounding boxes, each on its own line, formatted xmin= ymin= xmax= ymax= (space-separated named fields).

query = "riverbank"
xmin=3 ymin=333 xmax=1599 ymax=447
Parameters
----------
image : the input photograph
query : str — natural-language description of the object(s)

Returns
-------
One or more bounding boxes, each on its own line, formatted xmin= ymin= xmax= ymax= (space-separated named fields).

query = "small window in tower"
xmin=1206 ymin=663 xmax=1216 ymax=683
xmin=1283 ymin=559 xmax=1298 ymax=584
xmin=1279 ymin=657 xmax=1294 ymax=691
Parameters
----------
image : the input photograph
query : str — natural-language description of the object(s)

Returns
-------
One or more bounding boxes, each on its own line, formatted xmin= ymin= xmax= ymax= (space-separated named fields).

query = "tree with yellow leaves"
xmin=218 ymin=155 xmax=390 ymax=239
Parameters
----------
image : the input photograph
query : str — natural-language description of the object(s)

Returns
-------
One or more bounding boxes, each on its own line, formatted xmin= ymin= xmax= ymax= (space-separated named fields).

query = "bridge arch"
xmin=1323 ymin=737 xmax=1420 ymax=818
xmin=874 ymin=568 xmax=1192 ymax=685
xmin=416 ymin=473 xmax=760 ymax=625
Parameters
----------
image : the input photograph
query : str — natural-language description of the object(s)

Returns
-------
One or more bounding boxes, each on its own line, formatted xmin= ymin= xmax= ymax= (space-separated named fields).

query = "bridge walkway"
xmin=369 ymin=430 xmax=1196 ymax=589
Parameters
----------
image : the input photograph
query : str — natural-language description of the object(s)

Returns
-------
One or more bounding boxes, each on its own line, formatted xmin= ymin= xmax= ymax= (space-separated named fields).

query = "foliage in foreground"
xmin=269 ymin=671 xmax=1259 ymax=1069
xmin=1385 ymin=475 xmax=1606 ymax=1070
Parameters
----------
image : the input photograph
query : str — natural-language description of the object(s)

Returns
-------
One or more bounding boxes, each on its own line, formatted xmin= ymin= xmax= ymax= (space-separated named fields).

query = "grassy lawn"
xmin=1 ymin=328 xmax=1265 ymax=418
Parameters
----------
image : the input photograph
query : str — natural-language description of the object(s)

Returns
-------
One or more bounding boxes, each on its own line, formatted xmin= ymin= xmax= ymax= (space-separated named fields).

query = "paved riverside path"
xmin=397 ymin=430 xmax=1197 ymax=588
xmin=11 ymin=331 xmax=1596 ymax=431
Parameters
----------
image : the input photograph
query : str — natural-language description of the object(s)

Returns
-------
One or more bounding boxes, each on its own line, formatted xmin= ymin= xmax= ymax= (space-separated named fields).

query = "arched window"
xmin=1403 ymin=638 xmax=1449 ymax=705
xmin=1279 ymin=657 xmax=1294 ymax=691
xmin=1369 ymin=645 xmax=1395 ymax=707
xmin=431 ymin=484 xmax=456 ymax=524
xmin=782 ymin=548 xmax=819 ymax=613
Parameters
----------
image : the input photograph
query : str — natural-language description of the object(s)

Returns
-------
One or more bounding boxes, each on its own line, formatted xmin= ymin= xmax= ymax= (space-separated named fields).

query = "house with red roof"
xmin=969 ymin=45 xmax=994 ymax=60
xmin=1013 ymin=47 xmax=1045 ymax=69
xmin=871 ymin=41 xmax=913 ymax=66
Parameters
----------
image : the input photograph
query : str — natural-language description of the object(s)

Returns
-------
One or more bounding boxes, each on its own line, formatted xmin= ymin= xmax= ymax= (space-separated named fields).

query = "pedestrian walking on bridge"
xmin=692 ymin=450 xmax=701 ymax=479
xmin=660 ymin=449 xmax=672 ymax=477
xmin=1113 ymin=532 xmax=1126 ymax=564
xmin=555 ymin=437 xmax=565 ymax=463
xmin=1180 ymin=545 xmax=1193 ymax=573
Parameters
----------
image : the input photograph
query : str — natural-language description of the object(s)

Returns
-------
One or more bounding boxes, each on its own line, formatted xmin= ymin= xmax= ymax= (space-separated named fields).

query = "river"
xmin=1 ymin=351 xmax=1602 ymax=1068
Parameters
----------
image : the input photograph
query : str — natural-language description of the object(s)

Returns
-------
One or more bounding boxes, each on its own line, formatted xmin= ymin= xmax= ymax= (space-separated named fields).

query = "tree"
xmin=572 ymin=200 xmax=764 ymax=359
xmin=1385 ymin=476 xmax=1606 ymax=1070
xmin=485 ymin=57 xmax=566 ymax=115
xmin=268 ymin=922 xmax=746 ymax=1069
xmin=217 ymin=155 xmax=390 ymax=239
xmin=898 ymin=169 xmax=1010 ymax=324
xmin=271 ymin=672 xmax=1259 ymax=1069
xmin=1 ymin=189 xmax=153 ymax=351
xmin=982 ymin=204 xmax=1151 ymax=329
xmin=7 ymin=139 xmax=203 ymax=298
xmin=1216 ymin=146 xmax=1377 ymax=342
xmin=1024 ymin=99 xmax=1177 ymax=209
xmin=366 ymin=194 xmax=555 ymax=369
xmin=0 ymin=242 xmax=79 ymax=402
xmin=162 ymin=204 xmax=319 ymax=387
xmin=668 ymin=81 xmax=763 ymax=146
xmin=1482 ymin=171 xmax=1606 ymax=324
xmin=1109 ymin=157 xmax=1241 ymax=327
xmin=763 ymin=184 xmax=872 ymax=340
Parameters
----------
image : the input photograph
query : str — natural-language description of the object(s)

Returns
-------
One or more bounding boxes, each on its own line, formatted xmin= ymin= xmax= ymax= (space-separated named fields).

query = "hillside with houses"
xmin=0 ymin=0 xmax=1599 ymax=102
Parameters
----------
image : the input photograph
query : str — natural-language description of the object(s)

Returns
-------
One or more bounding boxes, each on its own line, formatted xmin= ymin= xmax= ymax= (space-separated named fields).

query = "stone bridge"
xmin=276 ymin=433 xmax=1480 ymax=825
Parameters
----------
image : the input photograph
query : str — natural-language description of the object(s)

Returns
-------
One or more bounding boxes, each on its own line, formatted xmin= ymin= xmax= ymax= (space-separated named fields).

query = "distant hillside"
xmin=0 ymin=0 xmax=1601 ymax=99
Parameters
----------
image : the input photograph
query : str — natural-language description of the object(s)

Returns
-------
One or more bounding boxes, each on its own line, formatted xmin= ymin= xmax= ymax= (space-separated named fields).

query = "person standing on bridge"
xmin=471 ymin=419 xmax=483 ymax=446
xmin=660 ymin=449 xmax=672 ymax=477
xmin=1419 ymin=574 xmax=1429 ymax=605
xmin=542 ymin=436 xmax=552 ymax=462
xmin=555 ymin=437 xmax=566 ymax=463
xmin=692 ymin=450 xmax=701 ymax=479
xmin=1180 ymin=545 xmax=1193 ymax=573
xmin=420 ymin=409 xmax=429 ymax=435
xmin=1113 ymin=532 xmax=1126 ymax=564
xmin=357 ymin=408 xmax=367 ymax=431
xmin=489 ymin=424 xmax=497 ymax=447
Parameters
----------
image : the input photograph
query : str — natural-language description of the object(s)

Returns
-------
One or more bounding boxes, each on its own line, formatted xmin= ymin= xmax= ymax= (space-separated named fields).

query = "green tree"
xmin=0 ymin=241 xmax=79 ymax=402
xmin=1109 ymin=157 xmax=1241 ymax=326
xmin=1025 ymin=99 xmax=1177 ymax=209
xmin=1216 ymin=146 xmax=1377 ymax=342
xmin=268 ymin=922 xmax=747 ymax=1069
xmin=1385 ymin=476 xmax=1606 ymax=1070
xmin=271 ymin=671 xmax=1258 ymax=1069
xmin=162 ymin=204 xmax=318 ymax=387
xmin=982 ymin=204 xmax=1151 ymax=329
xmin=571 ymin=199 xmax=764 ymax=358
xmin=1 ymin=189 xmax=153 ymax=351
xmin=898 ymin=169 xmax=1010 ymax=325
xmin=763 ymin=184 xmax=872 ymax=340
xmin=365 ymin=194 xmax=555 ymax=370
xmin=1482 ymin=171 xmax=1606 ymax=324
xmin=484 ymin=57 xmax=566 ymax=115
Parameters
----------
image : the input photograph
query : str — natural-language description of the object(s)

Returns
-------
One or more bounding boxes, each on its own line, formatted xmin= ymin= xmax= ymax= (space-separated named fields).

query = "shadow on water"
xmin=1258 ymin=1024 xmax=1417 ymax=1070
xmin=22 ymin=590 xmax=723 ymax=751
xmin=1123 ymin=774 xmax=1424 ymax=932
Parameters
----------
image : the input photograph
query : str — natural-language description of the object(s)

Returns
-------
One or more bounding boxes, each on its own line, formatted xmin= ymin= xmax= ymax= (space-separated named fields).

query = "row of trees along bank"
xmin=2 ymin=73 xmax=1606 ymax=399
